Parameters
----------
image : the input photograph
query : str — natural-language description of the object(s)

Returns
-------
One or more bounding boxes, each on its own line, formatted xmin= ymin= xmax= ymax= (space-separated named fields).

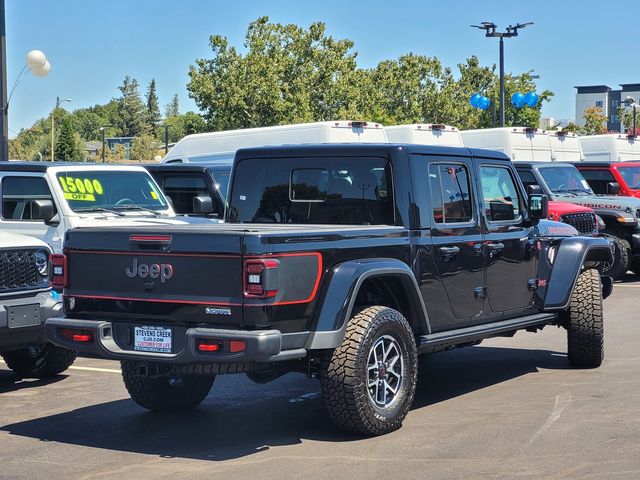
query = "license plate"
xmin=134 ymin=326 xmax=172 ymax=353
xmin=7 ymin=304 xmax=40 ymax=328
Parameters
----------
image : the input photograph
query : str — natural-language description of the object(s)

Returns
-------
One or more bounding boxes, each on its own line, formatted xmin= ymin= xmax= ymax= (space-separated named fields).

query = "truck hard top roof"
xmin=513 ymin=161 xmax=575 ymax=168
xmin=0 ymin=161 xmax=150 ymax=172
xmin=570 ymin=161 xmax=640 ymax=168
xmin=233 ymin=143 xmax=511 ymax=162
xmin=144 ymin=162 xmax=233 ymax=174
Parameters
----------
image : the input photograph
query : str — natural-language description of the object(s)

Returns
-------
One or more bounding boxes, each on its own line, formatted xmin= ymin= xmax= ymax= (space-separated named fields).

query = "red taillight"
xmin=197 ymin=341 xmax=221 ymax=352
xmin=51 ymin=254 xmax=67 ymax=288
xmin=229 ymin=340 xmax=246 ymax=353
xmin=61 ymin=328 xmax=92 ymax=343
xmin=244 ymin=259 xmax=279 ymax=298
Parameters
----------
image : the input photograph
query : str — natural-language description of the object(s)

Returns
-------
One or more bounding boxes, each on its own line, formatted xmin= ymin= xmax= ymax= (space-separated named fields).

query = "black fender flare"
xmin=305 ymin=258 xmax=430 ymax=350
xmin=543 ymin=236 xmax=612 ymax=310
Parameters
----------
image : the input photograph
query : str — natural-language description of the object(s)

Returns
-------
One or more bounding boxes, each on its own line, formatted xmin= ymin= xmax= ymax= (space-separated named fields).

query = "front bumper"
xmin=0 ymin=291 xmax=63 ymax=352
xmin=44 ymin=318 xmax=308 ymax=364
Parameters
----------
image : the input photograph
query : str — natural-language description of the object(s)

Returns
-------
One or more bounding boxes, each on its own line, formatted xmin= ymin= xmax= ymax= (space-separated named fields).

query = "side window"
xmin=516 ymin=169 xmax=539 ymax=191
xmin=162 ymin=176 xmax=209 ymax=214
xmin=579 ymin=169 xmax=615 ymax=194
xmin=429 ymin=163 xmax=473 ymax=224
xmin=480 ymin=166 xmax=522 ymax=222
xmin=2 ymin=176 xmax=56 ymax=221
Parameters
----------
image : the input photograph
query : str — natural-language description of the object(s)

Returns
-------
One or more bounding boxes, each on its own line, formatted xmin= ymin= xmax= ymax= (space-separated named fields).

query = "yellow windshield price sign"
xmin=58 ymin=176 xmax=104 ymax=202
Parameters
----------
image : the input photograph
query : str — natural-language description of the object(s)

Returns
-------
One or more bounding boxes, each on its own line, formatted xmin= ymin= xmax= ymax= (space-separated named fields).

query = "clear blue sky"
xmin=5 ymin=0 xmax=640 ymax=136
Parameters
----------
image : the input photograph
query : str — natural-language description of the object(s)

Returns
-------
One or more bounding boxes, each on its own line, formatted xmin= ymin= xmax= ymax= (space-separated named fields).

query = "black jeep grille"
xmin=559 ymin=213 xmax=597 ymax=236
xmin=0 ymin=249 xmax=47 ymax=291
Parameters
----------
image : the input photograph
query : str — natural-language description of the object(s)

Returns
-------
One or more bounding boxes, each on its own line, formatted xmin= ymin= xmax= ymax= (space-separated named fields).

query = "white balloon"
xmin=32 ymin=60 xmax=51 ymax=77
xmin=26 ymin=50 xmax=47 ymax=69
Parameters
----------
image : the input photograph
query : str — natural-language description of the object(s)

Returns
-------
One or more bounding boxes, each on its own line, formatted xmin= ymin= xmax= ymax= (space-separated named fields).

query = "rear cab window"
xmin=227 ymin=157 xmax=395 ymax=225
xmin=579 ymin=169 xmax=617 ymax=194
xmin=162 ymin=176 xmax=209 ymax=214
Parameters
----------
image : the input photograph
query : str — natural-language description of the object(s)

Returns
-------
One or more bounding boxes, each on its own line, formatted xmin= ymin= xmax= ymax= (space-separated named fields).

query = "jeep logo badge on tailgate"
xmin=125 ymin=258 xmax=174 ymax=283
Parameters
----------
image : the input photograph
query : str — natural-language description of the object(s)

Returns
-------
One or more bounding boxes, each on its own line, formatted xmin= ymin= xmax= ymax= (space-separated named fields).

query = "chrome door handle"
xmin=486 ymin=242 xmax=505 ymax=251
xmin=439 ymin=246 xmax=460 ymax=255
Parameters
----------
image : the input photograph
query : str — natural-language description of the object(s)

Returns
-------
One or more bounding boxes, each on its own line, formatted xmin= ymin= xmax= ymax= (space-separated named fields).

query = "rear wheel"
xmin=320 ymin=306 xmax=418 ymax=436
xmin=566 ymin=269 xmax=604 ymax=368
xmin=2 ymin=344 xmax=77 ymax=378
xmin=121 ymin=361 xmax=215 ymax=412
xmin=602 ymin=237 xmax=630 ymax=281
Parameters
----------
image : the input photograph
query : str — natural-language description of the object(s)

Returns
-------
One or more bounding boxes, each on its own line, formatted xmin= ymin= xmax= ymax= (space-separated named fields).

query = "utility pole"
xmin=471 ymin=22 xmax=533 ymax=127
xmin=0 ymin=0 xmax=8 ymax=161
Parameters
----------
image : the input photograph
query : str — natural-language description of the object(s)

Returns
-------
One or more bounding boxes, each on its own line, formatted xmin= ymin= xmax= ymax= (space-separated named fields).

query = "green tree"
xmin=165 ymin=94 xmax=180 ymax=118
xmin=130 ymin=133 xmax=157 ymax=161
xmin=187 ymin=16 xmax=361 ymax=130
xmin=562 ymin=122 xmax=581 ymax=133
xmin=618 ymin=104 xmax=639 ymax=134
xmin=146 ymin=79 xmax=161 ymax=136
xmin=115 ymin=76 xmax=146 ymax=137
xmin=105 ymin=143 xmax=127 ymax=163
xmin=582 ymin=106 xmax=608 ymax=135
xmin=54 ymin=117 xmax=80 ymax=161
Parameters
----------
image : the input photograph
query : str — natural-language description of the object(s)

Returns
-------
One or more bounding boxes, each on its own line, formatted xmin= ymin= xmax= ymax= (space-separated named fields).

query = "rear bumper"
xmin=0 ymin=292 xmax=62 ymax=353
xmin=44 ymin=318 xmax=308 ymax=364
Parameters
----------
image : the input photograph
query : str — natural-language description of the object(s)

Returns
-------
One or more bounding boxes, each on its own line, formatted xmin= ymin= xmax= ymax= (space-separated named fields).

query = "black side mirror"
xmin=528 ymin=193 xmax=549 ymax=221
xmin=193 ymin=195 xmax=214 ymax=215
xmin=30 ymin=199 xmax=55 ymax=223
xmin=526 ymin=184 xmax=542 ymax=195
xmin=607 ymin=182 xmax=620 ymax=195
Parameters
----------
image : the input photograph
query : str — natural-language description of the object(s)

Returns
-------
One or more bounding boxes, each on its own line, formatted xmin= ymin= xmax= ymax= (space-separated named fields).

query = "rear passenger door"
xmin=427 ymin=159 xmax=486 ymax=322
xmin=477 ymin=161 xmax=537 ymax=314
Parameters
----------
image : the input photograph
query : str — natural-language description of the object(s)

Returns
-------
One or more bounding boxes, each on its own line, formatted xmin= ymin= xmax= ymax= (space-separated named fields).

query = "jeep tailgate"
xmin=63 ymin=226 xmax=244 ymax=326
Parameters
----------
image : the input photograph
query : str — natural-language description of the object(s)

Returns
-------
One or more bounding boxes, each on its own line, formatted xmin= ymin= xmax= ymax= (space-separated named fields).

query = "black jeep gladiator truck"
xmin=46 ymin=144 xmax=612 ymax=435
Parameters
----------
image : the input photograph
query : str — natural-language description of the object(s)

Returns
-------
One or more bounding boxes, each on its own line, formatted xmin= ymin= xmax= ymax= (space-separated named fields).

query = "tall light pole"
xmin=622 ymin=96 xmax=637 ymax=137
xmin=51 ymin=96 xmax=71 ymax=161
xmin=100 ymin=125 xmax=113 ymax=163
xmin=471 ymin=22 xmax=533 ymax=127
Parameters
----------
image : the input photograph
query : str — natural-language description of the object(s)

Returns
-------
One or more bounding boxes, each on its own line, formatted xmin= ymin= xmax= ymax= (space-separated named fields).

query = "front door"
xmin=428 ymin=160 xmax=485 ymax=322
xmin=478 ymin=162 xmax=537 ymax=313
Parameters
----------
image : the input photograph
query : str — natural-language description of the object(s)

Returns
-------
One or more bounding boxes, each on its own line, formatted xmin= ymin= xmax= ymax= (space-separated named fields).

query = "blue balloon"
xmin=478 ymin=96 xmax=491 ymax=110
xmin=470 ymin=93 xmax=482 ymax=108
xmin=524 ymin=92 xmax=539 ymax=107
xmin=511 ymin=92 xmax=525 ymax=108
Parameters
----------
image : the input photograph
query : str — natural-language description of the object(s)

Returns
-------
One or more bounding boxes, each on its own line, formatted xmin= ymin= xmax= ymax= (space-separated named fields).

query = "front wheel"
xmin=2 ymin=344 xmax=77 ymax=378
xmin=121 ymin=361 xmax=215 ymax=412
xmin=320 ymin=306 xmax=418 ymax=436
xmin=566 ymin=269 xmax=604 ymax=368
xmin=601 ymin=237 xmax=630 ymax=281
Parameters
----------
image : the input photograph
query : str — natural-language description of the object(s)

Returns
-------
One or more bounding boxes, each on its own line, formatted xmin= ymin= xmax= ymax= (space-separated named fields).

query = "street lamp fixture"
xmin=100 ymin=125 xmax=114 ymax=163
xmin=51 ymin=96 xmax=71 ymax=161
xmin=471 ymin=21 xmax=533 ymax=127
xmin=622 ymin=96 xmax=637 ymax=138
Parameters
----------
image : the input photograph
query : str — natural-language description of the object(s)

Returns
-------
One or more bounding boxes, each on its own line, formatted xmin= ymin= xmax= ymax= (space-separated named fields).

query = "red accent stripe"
xmin=68 ymin=250 xmax=240 ymax=259
xmin=70 ymin=293 xmax=242 ymax=307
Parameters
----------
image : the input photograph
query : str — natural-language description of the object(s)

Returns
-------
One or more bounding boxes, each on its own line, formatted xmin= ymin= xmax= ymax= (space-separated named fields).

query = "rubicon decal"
xmin=125 ymin=258 xmax=174 ymax=283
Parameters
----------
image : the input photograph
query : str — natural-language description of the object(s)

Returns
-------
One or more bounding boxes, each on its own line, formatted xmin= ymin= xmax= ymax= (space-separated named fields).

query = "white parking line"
xmin=614 ymin=284 xmax=640 ymax=287
xmin=0 ymin=360 xmax=120 ymax=374
xmin=68 ymin=365 xmax=121 ymax=374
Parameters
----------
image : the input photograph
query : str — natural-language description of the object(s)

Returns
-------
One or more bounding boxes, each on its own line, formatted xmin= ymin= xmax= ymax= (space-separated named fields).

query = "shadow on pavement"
xmin=1 ymin=345 xmax=568 ymax=460
xmin=0 ymin=369 xmax=67 ymax=393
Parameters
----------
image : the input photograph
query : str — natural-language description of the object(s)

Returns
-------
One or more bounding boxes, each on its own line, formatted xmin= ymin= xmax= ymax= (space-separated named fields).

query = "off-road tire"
xmin=121 ymin=361 xmax=215 ymax=412
xmin=320 ymin=306 xmax=418 ymax=436
xmin=566 ymin=268 xmax=604 ymax=368
xmin=602 ymin=237 xmax=630 ymax=281
xmin=2 ymin=344 xmax=77 ymax=378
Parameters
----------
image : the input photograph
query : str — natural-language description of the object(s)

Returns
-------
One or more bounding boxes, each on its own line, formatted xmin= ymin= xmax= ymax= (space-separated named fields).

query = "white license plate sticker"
xmin=134 ymin=326 xmax=172 ymax=353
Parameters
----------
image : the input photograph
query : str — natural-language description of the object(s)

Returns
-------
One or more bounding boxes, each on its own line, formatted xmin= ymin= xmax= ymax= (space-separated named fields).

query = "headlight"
xmin=35 ymin=250 xmax=48 ymax=276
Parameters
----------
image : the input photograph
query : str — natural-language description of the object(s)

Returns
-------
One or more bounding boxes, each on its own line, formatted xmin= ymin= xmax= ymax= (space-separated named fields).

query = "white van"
xmin=460 ymin=127 xmax=553 ymax=161
xmin=579 ymin=134 xmax=640 ymax=162
xmin=547 ymin=131 xmax=584 ymax=162
xmin=162 ymin=121 xmax=387 ymax=164
xmin=385 ymin=124 xmax=463 ymax=147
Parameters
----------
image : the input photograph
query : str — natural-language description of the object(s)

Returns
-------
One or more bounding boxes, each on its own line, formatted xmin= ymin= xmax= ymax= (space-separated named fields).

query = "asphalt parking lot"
xmin=1 ymin=279 xmax=640 ymax=480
